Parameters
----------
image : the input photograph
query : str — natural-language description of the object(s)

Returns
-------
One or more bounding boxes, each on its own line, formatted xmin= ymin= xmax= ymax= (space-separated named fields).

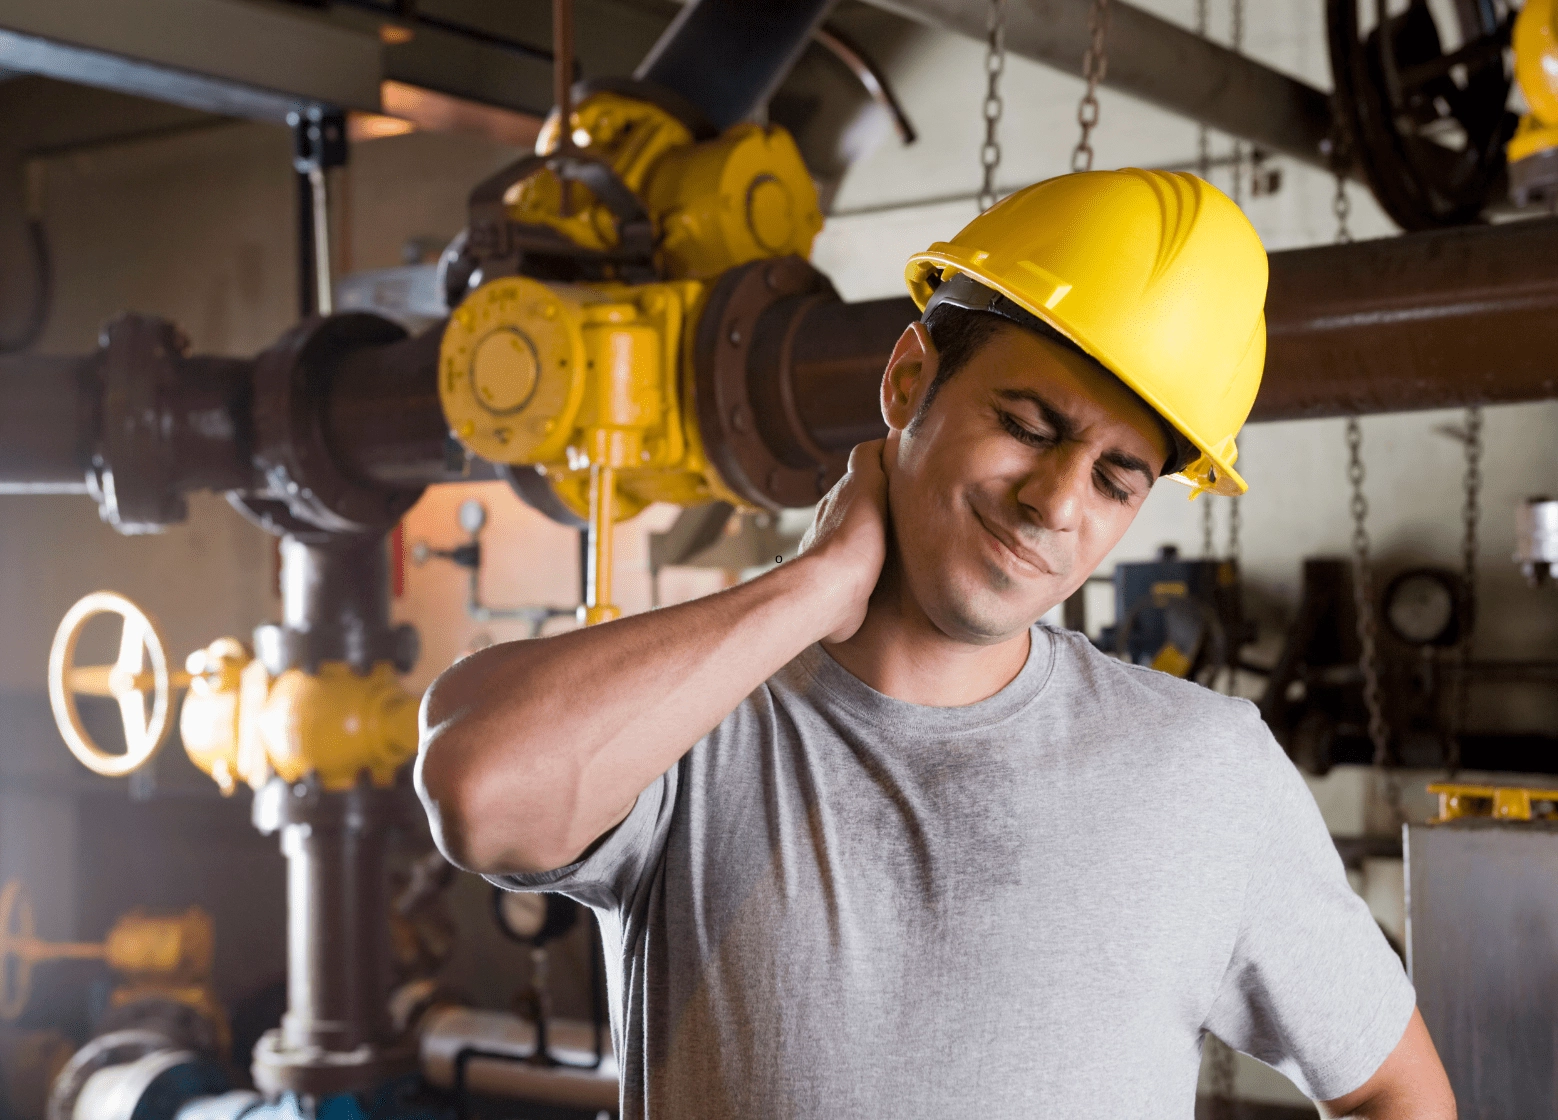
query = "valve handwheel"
xmin=0 ymin=878 xmax=36 ymax=1019
xmin=47 ymin=591 xmax=190 ymax=778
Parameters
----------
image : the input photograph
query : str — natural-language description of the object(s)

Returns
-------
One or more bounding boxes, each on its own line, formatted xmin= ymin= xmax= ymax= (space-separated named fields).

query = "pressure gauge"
xmin=458 ymin=499 xmax=488 ymax=536
xmin=1382 ymin=568 xmax=1463 ymax=648
xmin=492 ymin=887 xmax=578 ymax=946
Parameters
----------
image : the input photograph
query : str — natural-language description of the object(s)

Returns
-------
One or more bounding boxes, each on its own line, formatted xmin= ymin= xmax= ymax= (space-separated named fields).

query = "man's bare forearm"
xmin=416 ymin=553 xmax=854 ymax=874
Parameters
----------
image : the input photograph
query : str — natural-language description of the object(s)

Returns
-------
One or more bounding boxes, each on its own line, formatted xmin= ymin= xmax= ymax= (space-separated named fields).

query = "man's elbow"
xmin=414 ymin=723 xmax=589 ymax=877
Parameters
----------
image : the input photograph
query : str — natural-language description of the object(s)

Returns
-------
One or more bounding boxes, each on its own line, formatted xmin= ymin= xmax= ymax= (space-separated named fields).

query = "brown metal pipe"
xmin=1255 ymin=217 xmax=1558 ymax=421
xmin=0 ymin=353 xmax=97 ymax=492
xmin=768 ymin=219 xmax=1558 ymax=478
xmin=324 ymin=324 xmax=458 ymax=488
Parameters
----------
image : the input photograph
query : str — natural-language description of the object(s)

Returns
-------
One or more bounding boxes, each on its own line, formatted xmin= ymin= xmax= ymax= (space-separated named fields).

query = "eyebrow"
xmin=993 ymin=388 xmax=1158 ymax=488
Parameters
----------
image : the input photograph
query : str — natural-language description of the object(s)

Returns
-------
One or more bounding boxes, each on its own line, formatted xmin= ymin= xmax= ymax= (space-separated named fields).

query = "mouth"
xmin=970 ymin=505 xmax=1054 ymax=578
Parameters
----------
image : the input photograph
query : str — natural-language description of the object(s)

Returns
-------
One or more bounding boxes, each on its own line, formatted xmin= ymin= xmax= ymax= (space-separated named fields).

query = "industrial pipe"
xmin=758 ymin=217 xmax=1558 ymax=477
xmin=5 ymin=220 xmax=1558 ymax=521
xmin=635 ymin=0 xmax=839 ymax=131
xmin=867 ymin=0 xmax=1339 ymax=173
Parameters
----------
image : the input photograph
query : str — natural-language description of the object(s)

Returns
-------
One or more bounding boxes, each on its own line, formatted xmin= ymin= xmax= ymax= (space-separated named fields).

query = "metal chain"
xmin=1346 ymin=418 xmax=1391 ymax=768
xmin=1450 ymin=405 xmax=1483 ymax=767
xmin=1195 ymin=0 xmax=1211 ymax=182
xmin=979 ymin=0 xmax=1006 ymax=212
xmin=1229 ymin=0 xmax=1245 ymax=207
xmin=1333 ymin=176 xmax=1353 ymax=243
xmin=1072 ymin=0 xmax=1112 ymax=173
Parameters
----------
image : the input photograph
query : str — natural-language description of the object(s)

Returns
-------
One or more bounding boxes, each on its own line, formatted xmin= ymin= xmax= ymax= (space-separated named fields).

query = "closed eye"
xmin=997 ymin=410 xmax=1055 ymax=448
xmin=998 ymin=409 xmax=1135 ymax=505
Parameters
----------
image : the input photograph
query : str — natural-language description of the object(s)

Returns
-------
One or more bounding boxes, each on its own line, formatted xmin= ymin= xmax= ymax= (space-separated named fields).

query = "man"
xmin=416 ymin=169 xmax=1455 ymax=1119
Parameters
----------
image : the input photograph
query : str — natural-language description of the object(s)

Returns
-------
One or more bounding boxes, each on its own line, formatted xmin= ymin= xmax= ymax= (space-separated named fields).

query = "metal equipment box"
xmin=1406 ymin=818 xmax=1558 ymax=1117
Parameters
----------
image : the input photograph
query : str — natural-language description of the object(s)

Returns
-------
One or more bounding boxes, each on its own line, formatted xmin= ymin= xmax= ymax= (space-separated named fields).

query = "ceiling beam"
xmin=865 ymin=0 xmax=1338 ymax=172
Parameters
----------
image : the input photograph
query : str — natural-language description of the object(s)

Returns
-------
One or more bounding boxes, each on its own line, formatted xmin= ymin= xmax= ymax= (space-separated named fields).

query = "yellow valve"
xmin=51 ymin=592 xmax=422 ymax=793
xmin=261 ymin=662 xmax=419 ymax=791
xmin=645 ymin=122 xmax=823 ymax=279
xmin=442 ymin=276 xmax=739 ymax=623
xmin=0 ymin=880 xmax=213 ymax=1022
xmin=47 ymin=592 xmax=192 ymax=778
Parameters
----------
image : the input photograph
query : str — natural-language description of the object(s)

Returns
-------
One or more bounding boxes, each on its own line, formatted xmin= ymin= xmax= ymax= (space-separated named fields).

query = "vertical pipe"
xmin=584 ymin=463 xmax=620 ymax=624
xmin=309 ymin=167 xmax=333 ymax=316
xmin=278 ymin=789 xmax=392 ymax=1054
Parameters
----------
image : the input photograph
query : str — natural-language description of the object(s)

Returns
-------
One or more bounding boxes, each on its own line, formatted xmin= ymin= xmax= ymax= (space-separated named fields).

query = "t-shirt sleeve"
xmin=1202 ymin=733 xmax=1417 ymax=1102
xmin=484 ymin=762 xmax=679 ymax=915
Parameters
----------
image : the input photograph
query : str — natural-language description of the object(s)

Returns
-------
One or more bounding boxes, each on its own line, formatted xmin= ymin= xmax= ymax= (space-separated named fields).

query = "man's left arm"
xmin=1319 ymin=1007 xmax=1454 ymax=1119
xmin=1200 ymin=714 xmax=1453 ymax=1111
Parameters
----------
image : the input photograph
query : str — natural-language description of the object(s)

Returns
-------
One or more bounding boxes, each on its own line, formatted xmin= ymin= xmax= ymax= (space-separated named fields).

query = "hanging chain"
xmin=1333 ymin=176 xmax=1353 ymax=243
xmin=1195 ymin=0 xmax=1211 ymax=182
xmin=979 ymin=0 xmax=1006 ymax=212
xmin=1228 ymin=0 xmax=1245 ymax=207
xmin=1072 ymin=0 xmax=1113 ymax=173
xmin=1346 ymin=419 xmax=1391 ymax=769
xmin=1449 ymin=405 xmax=1483 ymax=768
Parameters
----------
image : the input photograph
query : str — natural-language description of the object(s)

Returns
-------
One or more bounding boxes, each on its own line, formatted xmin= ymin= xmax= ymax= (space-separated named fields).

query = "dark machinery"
xmin=1099 ymin=546 xmax=1252 ymax=686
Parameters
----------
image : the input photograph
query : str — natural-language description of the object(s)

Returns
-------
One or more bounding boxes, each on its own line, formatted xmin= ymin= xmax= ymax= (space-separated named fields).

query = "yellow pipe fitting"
xmin=260 ymin=662 xmax=419 ymax=791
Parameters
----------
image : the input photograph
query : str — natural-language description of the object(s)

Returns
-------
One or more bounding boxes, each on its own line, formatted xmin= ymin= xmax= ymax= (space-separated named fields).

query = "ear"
xmin=880 ymin=322 xmax=939 ymax=433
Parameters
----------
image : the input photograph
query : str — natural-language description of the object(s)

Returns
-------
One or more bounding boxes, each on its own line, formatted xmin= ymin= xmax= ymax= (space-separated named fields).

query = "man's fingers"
xmin=845 ymin=439 xmax=888 ymax=487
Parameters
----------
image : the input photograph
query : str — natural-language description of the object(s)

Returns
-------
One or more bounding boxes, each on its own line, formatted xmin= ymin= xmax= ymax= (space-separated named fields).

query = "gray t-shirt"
xmin=494 ymin=624 xmax=1414 ymax=1118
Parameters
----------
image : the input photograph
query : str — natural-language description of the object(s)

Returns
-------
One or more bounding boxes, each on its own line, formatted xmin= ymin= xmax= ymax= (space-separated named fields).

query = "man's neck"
xmin=820 ymin=551 xmax=1033 ymax=709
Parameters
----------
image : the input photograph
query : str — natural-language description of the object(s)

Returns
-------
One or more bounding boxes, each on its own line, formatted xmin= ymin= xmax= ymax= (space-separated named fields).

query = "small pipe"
xmin=584 ymin=462 xmax=620 ymax=624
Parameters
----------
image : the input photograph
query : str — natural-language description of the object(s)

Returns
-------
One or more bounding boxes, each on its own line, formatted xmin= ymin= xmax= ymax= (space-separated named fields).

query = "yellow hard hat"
xmin=905 ymin=169 xmax=1267 ymax=497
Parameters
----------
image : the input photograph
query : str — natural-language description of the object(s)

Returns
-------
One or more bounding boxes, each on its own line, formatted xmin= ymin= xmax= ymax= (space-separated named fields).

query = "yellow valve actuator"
xmin=445 ymin=89 xmax=824 ymax=625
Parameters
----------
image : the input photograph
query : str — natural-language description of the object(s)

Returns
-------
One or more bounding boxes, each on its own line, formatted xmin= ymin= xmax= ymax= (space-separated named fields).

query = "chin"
xmin=920 ymin=572 xmax=1046 ymax=646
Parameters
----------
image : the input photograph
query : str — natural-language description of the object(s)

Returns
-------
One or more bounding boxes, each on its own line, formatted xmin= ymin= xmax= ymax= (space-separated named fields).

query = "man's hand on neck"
xmin=819 ymin=463 xmax=1034 ymax=710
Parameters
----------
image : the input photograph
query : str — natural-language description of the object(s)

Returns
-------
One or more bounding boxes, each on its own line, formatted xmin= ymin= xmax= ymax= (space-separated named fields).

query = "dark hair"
xmin=914 ymin=303 xmax=1195 ymax=476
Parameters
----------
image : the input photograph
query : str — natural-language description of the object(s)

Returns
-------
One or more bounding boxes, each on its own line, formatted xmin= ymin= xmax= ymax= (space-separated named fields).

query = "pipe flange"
xmin=252 ymin=620 xmax=419 ymax=677
xmin=694 ymin=256 xmax=848 ymax=509
xmin=250 ymin=1031 xmax=417 ymax=1099
xmin=253 ymin=315 xmax=423 ymax=534
xmin=250 ymin=775 xmax=410 ymax=835
xmin=91 ymin=315 xmax=189 ymax=532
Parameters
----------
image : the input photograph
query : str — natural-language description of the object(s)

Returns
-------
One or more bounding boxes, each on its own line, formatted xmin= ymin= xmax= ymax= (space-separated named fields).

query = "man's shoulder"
xmin=1040 ymin=623 xmax=1283 ymax=778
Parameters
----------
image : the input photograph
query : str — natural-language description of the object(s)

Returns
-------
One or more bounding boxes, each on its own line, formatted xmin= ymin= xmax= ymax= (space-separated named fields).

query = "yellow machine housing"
xmin=1510 ymin=0 xmax=1558 ymax=193
xmin=442 ymin=89 xmax=825 ymax=621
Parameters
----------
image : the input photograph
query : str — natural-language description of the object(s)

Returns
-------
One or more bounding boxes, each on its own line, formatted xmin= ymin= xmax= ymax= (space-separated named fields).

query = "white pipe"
xmin=420 ymin=1006 xmax=618 ymax=1112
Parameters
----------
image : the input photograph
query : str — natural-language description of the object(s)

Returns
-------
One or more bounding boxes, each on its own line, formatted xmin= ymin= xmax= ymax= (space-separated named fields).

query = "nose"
xmin=1015 ymin=444 xmax=1092 ymax=534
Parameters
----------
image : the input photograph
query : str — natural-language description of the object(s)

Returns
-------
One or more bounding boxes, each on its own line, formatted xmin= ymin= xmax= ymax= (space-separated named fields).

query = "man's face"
xmin=882 ymin=320 xmax=1169 ymax=645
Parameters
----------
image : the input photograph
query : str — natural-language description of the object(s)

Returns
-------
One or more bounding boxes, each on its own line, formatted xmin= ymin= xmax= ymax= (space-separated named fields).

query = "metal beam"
xmin=866 ymin=0 xmax=1338 ymax=172
xmin=0 ymin=0 xmax=382 ymax=121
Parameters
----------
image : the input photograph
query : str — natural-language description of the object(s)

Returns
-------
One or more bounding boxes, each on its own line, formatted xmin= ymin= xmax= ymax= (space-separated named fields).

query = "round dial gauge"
xmin=491 ymin=887 xmax=579 ymax=946
xmin=457 ymin=499 xmax=488 ymax=536
xmin=1383 ymin=569 xmax=1460 ymax=647
xmin=495 ymin=891 xmax=547 ymax=940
